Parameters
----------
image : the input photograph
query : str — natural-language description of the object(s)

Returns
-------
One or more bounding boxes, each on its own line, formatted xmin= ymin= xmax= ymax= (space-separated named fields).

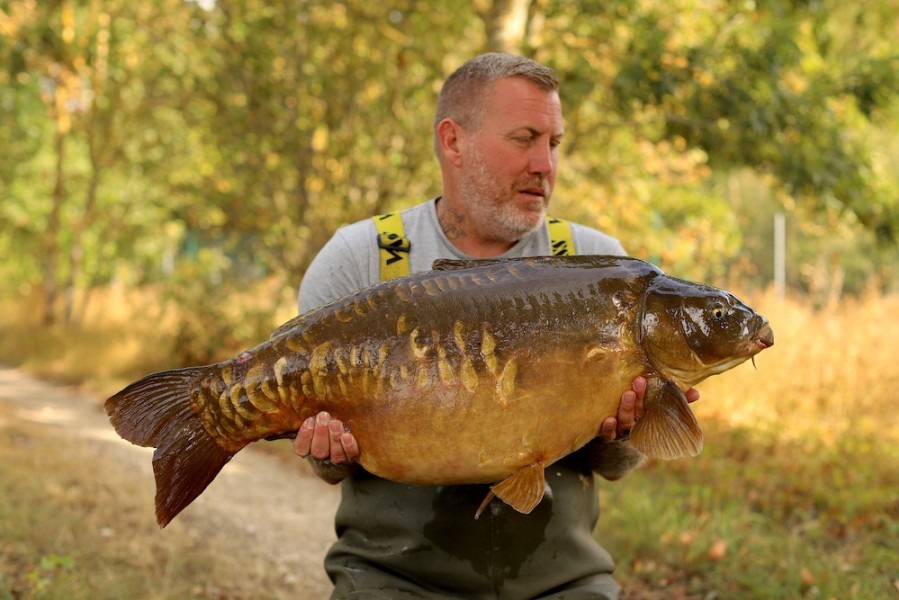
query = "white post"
xmin=774 ymin=212 xmax=786 ymax=300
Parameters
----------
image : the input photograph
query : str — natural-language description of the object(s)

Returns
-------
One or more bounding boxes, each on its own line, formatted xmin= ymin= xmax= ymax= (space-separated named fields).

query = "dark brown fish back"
xmin=297 ymin=255 xmax=660 ymax=349
xmin=265 ymin=256 xmax=662 ymax=417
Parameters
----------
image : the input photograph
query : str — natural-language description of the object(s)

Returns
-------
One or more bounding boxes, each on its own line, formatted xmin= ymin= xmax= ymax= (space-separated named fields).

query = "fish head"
xmin=641 ymin=277 xmax=774 ymax=387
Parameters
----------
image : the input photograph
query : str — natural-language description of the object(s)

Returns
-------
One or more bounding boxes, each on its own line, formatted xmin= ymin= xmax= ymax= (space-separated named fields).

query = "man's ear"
xmin=436 ymin=118 xmax=465 ymax=167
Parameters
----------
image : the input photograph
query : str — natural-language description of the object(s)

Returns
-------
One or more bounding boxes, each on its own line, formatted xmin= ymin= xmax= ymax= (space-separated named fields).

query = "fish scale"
xmin=105 ymin=255 xmax=773 ymax=527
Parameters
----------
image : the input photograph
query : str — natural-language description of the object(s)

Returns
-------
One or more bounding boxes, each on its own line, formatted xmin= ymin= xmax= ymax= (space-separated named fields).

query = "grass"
xmin=598 ymin=290 xmax=899 ymax=599
xmin=0 ymin=407 xmax=293 ymax=599
xmin=0 ymin=280 xmax=298 ymax=396
xmin=600 ymin=426 xmax=899 ymax=598
xmin=1 ymin=285 xmax=898 ymax=598
xmin=0 ymin=286 xmax=176 ymax=394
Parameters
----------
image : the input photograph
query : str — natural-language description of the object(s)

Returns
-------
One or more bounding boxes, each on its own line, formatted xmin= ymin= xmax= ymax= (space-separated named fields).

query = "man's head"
xmin=434 ymin=53 xmax=559 ymax=151
xmin=435 ymin=53 xmax=564 ymax=249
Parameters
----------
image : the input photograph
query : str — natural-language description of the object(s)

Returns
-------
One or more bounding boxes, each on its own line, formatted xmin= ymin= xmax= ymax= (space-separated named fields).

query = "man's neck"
xmin=435 ymin=196 xmax=517 ymax=258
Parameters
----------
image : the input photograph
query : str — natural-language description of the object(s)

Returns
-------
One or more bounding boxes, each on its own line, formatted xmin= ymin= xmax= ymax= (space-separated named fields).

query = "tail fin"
xmin=105 ymin=367 xmax=242 ymax=527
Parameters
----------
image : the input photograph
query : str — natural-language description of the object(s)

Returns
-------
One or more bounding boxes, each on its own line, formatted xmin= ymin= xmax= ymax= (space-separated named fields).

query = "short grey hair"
xmin=434 ymin=53 xmax=559 ymax=154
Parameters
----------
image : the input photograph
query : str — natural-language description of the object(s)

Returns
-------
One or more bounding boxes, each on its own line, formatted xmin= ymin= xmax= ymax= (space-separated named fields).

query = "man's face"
xmin=459 ymin=77 xmax=564 ymax=243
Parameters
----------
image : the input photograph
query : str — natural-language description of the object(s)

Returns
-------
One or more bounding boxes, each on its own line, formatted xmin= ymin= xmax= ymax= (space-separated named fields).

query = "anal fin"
xmin=476 ymin=462 xmax=547 ymax=518
xmin=630 ymin=378 xmax=703 ymax=460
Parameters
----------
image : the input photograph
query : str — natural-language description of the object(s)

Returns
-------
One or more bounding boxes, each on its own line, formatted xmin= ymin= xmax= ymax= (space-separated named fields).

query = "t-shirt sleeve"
xmin=297 ymin=224 xmax=375 ymax=313
xmin=570 ymin=222 xmax=628 ymax=257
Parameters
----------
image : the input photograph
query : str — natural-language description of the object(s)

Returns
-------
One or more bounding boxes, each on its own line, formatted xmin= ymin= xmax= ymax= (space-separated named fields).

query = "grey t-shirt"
xmin=299 ymin=197 xmax=626 ymax=313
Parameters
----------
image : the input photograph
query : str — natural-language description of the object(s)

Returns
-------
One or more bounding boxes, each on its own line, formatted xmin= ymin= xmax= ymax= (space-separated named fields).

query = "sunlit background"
xmin=1 ymin=1 xmax=897 ymax=598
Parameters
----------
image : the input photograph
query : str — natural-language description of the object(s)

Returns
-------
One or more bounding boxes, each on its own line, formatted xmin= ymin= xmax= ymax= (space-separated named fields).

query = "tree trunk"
xmin=43 ymin=104 xmax=67 ymax=326
xmin=64 ymin=164 xmax=100 ymax=325
xmin=478 ymin=0 xmax=533 ymax=53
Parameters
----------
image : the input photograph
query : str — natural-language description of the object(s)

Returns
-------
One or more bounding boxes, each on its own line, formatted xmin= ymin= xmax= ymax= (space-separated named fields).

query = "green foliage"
xmin=0 ymin=0 xmax=897 ymax=331
xmin=162 ymin=273 xmax=287 ymax=366
xmin=605 ymin=0 xmax=899 ymax=243
xmin=24 ymin=554 xmax=76 ymax=597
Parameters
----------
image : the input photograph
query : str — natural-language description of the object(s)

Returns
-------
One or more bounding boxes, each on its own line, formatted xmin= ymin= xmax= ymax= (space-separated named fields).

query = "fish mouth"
xmin=678 ymin=321 xmax=775 ymax=384
xmin=748 ymin=322 xmax=774 ymax=369
xmin=753 ymin=322 xmax=775 ymax=351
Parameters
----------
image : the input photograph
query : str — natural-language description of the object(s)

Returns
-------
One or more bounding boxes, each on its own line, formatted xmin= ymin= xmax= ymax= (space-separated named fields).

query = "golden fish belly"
xmin=320 ymin=344 xmax=646 ymax=484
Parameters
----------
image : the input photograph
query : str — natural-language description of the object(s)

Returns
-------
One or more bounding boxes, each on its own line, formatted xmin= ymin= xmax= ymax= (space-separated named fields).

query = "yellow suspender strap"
xmin=546 ymin=216 xmax=575 ymax=256
xmin=373 ymin=212 xmax=411 ymax=281
xmin=374 ymin=213 xmax=570 ymax=281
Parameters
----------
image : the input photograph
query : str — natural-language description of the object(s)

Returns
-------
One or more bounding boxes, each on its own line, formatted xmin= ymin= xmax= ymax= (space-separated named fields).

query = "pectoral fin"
xmin=475 ymin=462 xmax=547 ymax=518
xmin=629 ymin=378 xmax=703 ymax=460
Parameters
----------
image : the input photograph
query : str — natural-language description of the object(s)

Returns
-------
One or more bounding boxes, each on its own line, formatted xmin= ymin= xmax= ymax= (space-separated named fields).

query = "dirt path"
xmin=0 ymin=365 xmax=339 ymax=598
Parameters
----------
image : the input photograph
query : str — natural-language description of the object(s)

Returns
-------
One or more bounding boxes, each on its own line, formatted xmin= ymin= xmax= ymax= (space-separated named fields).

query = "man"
xmin=294 ymin=53 xmax=698 ymax=599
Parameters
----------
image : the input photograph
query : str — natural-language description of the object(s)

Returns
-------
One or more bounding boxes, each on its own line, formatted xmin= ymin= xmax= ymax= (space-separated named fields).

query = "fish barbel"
xmin=105 ymin=255 xmax=774 ymax=527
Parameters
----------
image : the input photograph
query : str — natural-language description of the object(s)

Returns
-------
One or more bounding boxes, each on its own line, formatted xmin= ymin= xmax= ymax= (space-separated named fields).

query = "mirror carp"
xmin=106 ymin=255 xmax=774 ymax=527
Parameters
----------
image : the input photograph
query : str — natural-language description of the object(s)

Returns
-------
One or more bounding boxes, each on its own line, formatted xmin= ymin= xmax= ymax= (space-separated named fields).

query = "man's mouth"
xmin=516 ymin=182 xmax=548 ymax=199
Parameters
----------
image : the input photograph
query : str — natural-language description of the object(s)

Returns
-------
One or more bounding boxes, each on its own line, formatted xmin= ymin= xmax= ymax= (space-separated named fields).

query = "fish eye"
xmin=710 ymin=303 xmax=726 ymax=320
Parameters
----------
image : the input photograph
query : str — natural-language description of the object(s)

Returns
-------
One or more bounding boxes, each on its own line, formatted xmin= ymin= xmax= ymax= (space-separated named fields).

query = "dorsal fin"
xmin=431 ymin=258 xmax=507 ymax=272
xmin=268 ymin=313 xmax=308 ymax=340
xmin=431 ymin=256 xmax=593 ymax=272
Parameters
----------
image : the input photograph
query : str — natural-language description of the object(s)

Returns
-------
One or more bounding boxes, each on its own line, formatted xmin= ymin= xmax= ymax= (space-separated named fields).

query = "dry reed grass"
xmin=0 ymin=279 xmax=298 ymax=396
xmin=696 ymin=289 xmax=899 ymax=446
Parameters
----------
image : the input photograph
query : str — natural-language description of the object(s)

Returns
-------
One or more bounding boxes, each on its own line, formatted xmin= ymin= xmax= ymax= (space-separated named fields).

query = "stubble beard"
xmin=459 ymin=147 xmax=550 ymax=244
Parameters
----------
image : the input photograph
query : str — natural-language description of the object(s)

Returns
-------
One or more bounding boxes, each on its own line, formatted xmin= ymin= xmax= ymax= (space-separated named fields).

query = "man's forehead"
xmin=485 ymin=77 xmax=563 ymax=131
xmin=487 ymin=77 xmax=561 ymax=106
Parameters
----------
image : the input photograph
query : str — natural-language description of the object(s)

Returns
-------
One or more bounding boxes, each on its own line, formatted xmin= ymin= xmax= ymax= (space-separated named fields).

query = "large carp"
xmin=106 ymin=255 xmax=773 ymax=527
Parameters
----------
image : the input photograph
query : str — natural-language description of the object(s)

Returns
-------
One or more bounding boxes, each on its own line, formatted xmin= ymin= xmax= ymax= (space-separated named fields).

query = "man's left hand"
xmin=598 ymin=377 xmax=700 ymax=442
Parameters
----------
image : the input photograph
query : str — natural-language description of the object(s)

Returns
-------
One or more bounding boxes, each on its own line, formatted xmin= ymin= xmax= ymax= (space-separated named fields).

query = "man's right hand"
xmin=293 ymin=411 xmax=360 ymax=465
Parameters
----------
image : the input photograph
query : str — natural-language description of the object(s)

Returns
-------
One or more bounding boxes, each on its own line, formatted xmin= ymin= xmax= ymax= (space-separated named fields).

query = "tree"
xmin=1 ymin=0 xmax=897 ymax=343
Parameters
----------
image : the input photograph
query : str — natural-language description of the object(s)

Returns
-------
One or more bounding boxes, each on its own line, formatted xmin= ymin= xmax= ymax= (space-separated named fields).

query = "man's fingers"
xmin=309 ymin=412 xmax=333 ymax=459
xmin=632 ymin=376 xmax=647 ymax=420
xmin=599 ymin=417 xmax=617 ymax=442
xmin=293 ymin=410 xmax=359 ymax=464
xmin=632 ymin=376 xmax=647 ymax=396
xmin=328 ymin=419 xmax=349 ymax=463
xmin=293 ymin=416 xmax=315 ymax=457
xmin=339 ymin=432 xmax=360 ymax=462
xmin=617 ymin=389 xmax=637 ymax=433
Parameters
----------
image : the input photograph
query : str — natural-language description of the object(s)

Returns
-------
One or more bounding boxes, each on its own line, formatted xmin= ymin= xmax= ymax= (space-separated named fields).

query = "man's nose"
xmin=528 ymin=142 xmax=556 ymax=175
